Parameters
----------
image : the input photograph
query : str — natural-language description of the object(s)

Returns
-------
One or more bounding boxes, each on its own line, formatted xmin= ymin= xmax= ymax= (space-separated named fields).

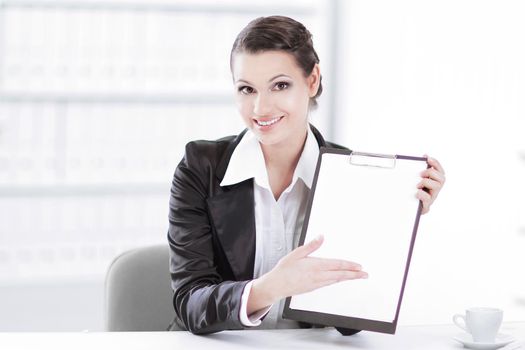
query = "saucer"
xmin=453 ymin=333 xmax=516 ymax=350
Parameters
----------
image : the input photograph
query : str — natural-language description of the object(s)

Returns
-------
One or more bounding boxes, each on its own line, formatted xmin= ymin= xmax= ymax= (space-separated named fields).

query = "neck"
xmin=260 ymin=125 xmax=309 ymax=200
xmin=261 ymin=127 xmax=308 ymax=170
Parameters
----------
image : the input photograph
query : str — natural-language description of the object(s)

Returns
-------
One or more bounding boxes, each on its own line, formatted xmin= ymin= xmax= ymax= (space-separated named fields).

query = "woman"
xmin=167 ymin=16 xmax=445 ymax=335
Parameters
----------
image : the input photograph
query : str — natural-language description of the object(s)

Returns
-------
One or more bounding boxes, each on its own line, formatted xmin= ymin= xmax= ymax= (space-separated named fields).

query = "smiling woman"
xmin=232 ymin=51 xmax=317 ymax=156
xmin=167 ymin=15 xmax=445 ymax=335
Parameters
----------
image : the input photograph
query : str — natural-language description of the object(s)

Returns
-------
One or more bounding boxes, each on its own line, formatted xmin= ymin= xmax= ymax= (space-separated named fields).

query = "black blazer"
xmin=168 ymin=124 xmax=359 ymax=335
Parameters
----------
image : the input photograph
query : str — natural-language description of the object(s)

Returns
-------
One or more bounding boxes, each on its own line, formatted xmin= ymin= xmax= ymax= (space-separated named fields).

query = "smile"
xmin=255 ymin=116 xmax=283 ymax=126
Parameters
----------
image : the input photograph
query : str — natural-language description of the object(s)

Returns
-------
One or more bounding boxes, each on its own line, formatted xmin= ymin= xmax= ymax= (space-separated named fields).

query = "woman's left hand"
xmin=417 ymin=156 xmax=446 ymax=214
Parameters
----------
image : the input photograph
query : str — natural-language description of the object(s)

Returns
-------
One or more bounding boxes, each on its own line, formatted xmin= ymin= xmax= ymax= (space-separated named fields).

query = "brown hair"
xmin=230 ymin=16 xmax=323 ymax=108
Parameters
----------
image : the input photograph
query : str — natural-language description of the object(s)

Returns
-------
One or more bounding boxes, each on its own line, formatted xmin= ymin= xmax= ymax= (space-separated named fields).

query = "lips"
xmin=254 ymin=116 xmax=283 ymax=127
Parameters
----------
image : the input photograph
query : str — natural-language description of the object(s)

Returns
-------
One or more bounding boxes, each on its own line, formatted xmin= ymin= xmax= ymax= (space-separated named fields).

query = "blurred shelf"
xmin=0 ymin=0 xmax=316 ymax=15
xmin=0 ymin=92 xmax=232 ymax=104
xmin=0 ymin=183 xmax=169 ymax=197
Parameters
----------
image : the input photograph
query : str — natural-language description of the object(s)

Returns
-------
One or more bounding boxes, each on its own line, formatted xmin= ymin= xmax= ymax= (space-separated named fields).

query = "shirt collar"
xmin=220 ymin=128 xmax=319 ymax=189
xmin=293 ymin=127 xmax=319 ymax=188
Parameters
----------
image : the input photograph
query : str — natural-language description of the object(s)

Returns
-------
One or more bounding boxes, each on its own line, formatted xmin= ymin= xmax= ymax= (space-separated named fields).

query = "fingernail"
xmin=362 ymin=272 xmax=369 ymax=279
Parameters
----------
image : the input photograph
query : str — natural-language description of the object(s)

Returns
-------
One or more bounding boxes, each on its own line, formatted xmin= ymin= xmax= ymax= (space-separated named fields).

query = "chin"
xmin=252 ymin=131 xmax=284 ymax=146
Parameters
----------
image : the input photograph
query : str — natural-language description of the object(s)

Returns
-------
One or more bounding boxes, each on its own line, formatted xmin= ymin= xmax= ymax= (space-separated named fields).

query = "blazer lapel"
xmin=310 ymin=123 xmax=328 ymax=148
xmin=207 ymin=179 xmax=256 ymax=281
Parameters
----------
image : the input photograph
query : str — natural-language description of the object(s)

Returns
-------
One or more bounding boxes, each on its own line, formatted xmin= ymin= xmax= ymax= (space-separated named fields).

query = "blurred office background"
xmin=0 ymin=0 xmax=523 ymax=331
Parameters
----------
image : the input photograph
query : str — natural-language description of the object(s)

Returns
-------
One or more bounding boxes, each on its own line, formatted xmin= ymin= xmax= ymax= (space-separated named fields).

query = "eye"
xmin=273 ymin=81 xmax=290 ymax=91
xmin=238 ymin=86 xmax=254 ymax=95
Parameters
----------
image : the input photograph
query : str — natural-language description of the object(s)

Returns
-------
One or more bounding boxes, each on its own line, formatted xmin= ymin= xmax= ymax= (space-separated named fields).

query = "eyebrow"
xmin=235 ymin=74 xmax=292 ymax=85
xmin=268 ymin=74 xmax=291 ymax=82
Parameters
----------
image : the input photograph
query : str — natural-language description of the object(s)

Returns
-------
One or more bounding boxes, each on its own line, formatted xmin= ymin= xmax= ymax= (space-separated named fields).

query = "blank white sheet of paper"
xmin=288 ymin=152 xmax=427 ymax=323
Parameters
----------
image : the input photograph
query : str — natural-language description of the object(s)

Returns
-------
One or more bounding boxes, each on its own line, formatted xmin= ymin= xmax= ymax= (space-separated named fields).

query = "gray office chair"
xmin=104 ymin=244 xmax=180 ymax=331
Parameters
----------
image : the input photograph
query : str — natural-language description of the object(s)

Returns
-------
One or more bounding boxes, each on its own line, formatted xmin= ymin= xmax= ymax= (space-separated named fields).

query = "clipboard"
xmin=282 ymin=147 xmax=428 ymax=334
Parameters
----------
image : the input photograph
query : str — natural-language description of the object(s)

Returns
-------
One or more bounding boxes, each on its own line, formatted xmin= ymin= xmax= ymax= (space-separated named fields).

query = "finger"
xmin=312 ymin=258 xmax=362 ymax=272
xmin=416 ymin=188 xmax=432 ymax=203
xmin=426 ymin=156 xmax=445 ymax=175
xmin=417 ymin=178 xmax=442 ymax=192
xmin=420 ymin=168 xmax=446 ymax=184
xmin=288 ymin=235 xmax=324 ymax=259
xmin=416 ymin=189 xmax=432 ymax=214
xmin=318 ymin=270 xmax=369 ymax=283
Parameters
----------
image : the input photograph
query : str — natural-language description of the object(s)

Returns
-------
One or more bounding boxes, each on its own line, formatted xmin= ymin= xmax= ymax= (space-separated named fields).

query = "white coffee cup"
xmin=453 ymin=307 xmax=503 ymax=343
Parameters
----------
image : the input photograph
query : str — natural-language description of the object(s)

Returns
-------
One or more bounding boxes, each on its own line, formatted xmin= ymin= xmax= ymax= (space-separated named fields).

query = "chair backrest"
xmin=104 ymin=245 xmax=178 ymax=331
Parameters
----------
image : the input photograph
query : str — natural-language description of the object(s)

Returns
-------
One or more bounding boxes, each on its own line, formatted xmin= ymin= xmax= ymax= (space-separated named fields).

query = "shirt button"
xmin=276 ymin=246 xmax=283 ymax=251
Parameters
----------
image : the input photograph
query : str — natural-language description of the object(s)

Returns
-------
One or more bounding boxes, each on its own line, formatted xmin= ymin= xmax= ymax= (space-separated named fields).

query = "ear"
xmin=307 ymin=64 xmax=321 ymax=97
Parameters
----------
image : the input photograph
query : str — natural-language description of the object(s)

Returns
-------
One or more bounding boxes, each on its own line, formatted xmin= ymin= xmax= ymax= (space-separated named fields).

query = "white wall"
xmin=335 ymin=0 xmax=525 ymax=324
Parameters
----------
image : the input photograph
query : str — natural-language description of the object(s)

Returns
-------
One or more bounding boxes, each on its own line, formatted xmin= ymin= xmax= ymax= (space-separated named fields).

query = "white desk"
xmin=1 ymin=323 xmax=524 ymax=350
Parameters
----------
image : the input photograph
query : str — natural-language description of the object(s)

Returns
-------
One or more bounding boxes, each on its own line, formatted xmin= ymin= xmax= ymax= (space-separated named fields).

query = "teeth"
xmin=256 ymin=117 xmax=281 ymax=126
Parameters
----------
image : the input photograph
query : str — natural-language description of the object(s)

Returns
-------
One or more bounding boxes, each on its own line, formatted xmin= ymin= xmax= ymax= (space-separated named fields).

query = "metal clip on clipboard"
xmin=348 ymin=151 xmax=397 ymax=169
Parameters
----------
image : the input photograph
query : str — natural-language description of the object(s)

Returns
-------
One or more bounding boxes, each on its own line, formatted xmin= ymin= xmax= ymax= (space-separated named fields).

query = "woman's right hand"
xmin=247 ymin=235 xmax=367 ymax=314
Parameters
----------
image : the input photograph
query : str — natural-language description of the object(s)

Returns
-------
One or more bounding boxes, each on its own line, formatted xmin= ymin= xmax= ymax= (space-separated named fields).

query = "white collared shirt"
xmin=220 ymin=127 xmax=319 ymax=329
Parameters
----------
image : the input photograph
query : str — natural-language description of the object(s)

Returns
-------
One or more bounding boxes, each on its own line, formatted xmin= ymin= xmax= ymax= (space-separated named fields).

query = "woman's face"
xmin=231 ymin=50 xmax=320 ymax=148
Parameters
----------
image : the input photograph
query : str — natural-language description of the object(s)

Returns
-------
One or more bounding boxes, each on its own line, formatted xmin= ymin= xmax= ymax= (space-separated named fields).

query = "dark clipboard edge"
xmin=282 ymin=147 xmax=428 ymax=334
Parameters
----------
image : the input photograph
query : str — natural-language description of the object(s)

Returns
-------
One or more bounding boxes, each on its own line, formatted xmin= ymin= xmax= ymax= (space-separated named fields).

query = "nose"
xmin=253 ymin=92 xmax=273 ymax=117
